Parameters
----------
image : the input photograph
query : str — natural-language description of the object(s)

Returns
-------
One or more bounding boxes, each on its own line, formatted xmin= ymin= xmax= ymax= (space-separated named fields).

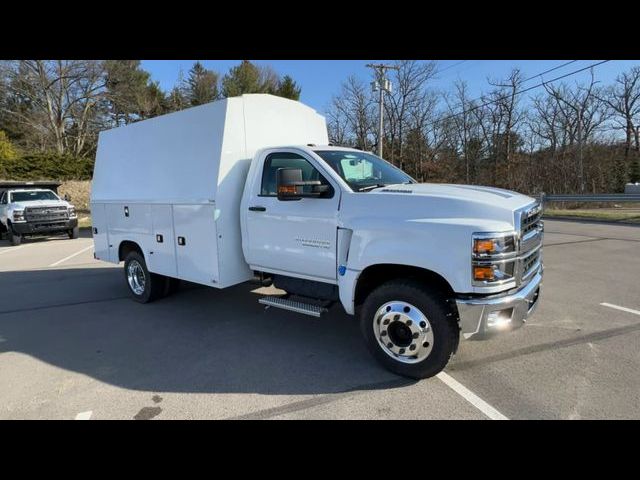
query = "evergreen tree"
xmin=104 ymin=60 xmax=153 ymax=125
xmin=221 ymin=60 xmax=263 ymax=98
xmin=185 ymin=62 xmax=219 ymax=106
xmin=276 ymin=75 xmax=301 ymax=100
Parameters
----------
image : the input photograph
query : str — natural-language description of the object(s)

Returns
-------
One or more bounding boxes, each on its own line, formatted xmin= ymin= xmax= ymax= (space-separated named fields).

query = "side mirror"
xmin=276 ymin=168 xmax=329 ymax=201
xmin=64 ymin=194 xmax=71 ymax=201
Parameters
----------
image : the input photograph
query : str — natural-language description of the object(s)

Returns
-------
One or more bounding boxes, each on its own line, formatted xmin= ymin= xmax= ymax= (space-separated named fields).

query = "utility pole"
xmin=367 ymin=63 xmax=398 ymax=159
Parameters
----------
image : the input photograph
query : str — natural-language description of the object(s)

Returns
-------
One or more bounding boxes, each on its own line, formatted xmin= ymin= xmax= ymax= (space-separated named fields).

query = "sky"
xmin=141 ymin=60 xmax=640 ymax=115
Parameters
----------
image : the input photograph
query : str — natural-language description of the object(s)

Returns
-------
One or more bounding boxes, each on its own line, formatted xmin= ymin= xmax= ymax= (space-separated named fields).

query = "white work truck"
xmin=0 ymin=182 xmax=79 ymax=246
xmin=91 ymin=94 xmax=543 ymax=379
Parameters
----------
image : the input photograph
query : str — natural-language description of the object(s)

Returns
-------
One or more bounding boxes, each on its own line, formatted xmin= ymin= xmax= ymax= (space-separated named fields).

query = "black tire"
xmin=68 ymin=226 xmax=79 ymax=239
xmin=123 ymin=251 xmax=165 ymax=303
xmin=359 ymin=279 xmax=459 ymax=379
xmin=9 ymin=227 xmax=22 ymax=246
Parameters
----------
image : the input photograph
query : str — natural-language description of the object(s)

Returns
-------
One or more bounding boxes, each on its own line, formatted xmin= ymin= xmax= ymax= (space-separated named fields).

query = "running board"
xmin=258 ymin=296 xmax=327 ymax=317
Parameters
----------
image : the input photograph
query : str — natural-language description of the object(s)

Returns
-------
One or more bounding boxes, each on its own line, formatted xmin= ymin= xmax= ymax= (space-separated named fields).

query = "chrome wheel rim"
xmin=373 ymin=301 xmax=434 ymax=364
xmin=127 ymin=260 xmax=146 ymax=296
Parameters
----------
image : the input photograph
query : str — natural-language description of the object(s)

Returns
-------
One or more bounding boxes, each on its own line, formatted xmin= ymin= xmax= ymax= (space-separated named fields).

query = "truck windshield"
xmin=10 ymin=190 xmax=59 ymax=202
xmin=315 ymin=150 xmax=415 ymax=192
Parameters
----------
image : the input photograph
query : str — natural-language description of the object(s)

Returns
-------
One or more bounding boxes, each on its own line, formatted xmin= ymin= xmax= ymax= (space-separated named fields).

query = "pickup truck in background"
xmin=91 ymin=94 xmax=543 ymax=379
xmin=0 ymin=182 xmax=79 ymax=246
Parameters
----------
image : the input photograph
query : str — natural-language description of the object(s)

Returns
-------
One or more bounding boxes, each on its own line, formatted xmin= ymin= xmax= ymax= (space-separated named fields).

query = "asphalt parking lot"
xmin=1 ymin=219 xmax=639 ymax=420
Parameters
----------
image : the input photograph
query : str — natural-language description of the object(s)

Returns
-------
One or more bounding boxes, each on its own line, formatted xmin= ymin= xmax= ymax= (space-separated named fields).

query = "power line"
xmin=435 ymin=60 xmax=468 ymax=76
xmin=426 ymin=60 xmax=610 ymax=132
xmin=521 ymin=60 xmax=578 ymax=83
xmin=439 ymin=60 xmax=578 ymax=116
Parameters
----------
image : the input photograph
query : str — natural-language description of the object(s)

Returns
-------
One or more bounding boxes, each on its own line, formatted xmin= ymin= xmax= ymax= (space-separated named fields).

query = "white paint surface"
xmin=437 ymin=372 xmax=509 ymax=420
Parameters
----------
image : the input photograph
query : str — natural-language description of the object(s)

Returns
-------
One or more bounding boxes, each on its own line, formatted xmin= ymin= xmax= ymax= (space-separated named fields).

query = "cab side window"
xmin=260 ymin=152 xmax=332 ymax=197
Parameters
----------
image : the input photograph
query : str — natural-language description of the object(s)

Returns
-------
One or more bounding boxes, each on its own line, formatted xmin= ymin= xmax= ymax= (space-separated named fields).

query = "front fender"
xmin=337 ymin=217 xmax=513 ymax=314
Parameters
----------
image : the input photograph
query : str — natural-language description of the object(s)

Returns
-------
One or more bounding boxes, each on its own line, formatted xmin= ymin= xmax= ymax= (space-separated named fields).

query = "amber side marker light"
xmin=473 ymin=239 xmax=496 ymax=255
xmin=278 ymin=186 xmax=297 ymax=195
xmin=473 ymin=266 xmax=495 ymax=281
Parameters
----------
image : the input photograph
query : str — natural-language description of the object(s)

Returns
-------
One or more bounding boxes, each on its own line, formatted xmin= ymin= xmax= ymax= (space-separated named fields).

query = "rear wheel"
xmin=359 ymin=279 xmax=459 ymax=379
xmin=68 ymin=226 xmax=79 ymax=239
xmin=124 ymin=251 xmax=165 ymax=303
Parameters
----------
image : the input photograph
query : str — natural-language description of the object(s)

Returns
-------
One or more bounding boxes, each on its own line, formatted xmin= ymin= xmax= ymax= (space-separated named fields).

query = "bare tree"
xmin=329 ymin=76 xmax=376 ymax=151
xmin=384 ymin=60 xmax=437 ymax=167
xmin=543 ymin=69 xmax=610 ymax=191
xmin=1 ymin=60 xmax=107 ymax=156
xmin=598 ymin=67 xmax=640 ymax=157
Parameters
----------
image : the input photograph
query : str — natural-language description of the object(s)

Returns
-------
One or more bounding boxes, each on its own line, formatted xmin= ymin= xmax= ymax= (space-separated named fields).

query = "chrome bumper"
xmin=456 ymin=268 xmax=542 ymax=340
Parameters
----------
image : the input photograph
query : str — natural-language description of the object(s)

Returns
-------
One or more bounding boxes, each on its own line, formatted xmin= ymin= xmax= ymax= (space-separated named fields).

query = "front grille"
xmin=517 ymin=202 xmax=543 ymax=285
xmin=521 ymin=207 xmax=542 ymax=236
xmin=521 ymin=249 xmax=540 ymax=279
xmin=25 ymin=206 xmax=69 ymax=222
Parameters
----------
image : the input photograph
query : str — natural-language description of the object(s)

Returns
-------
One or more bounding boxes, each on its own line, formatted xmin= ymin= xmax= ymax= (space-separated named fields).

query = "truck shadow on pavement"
xmin=0 ymin=228 xmax=93 ymax=250
xmin=0 ymin=266 xmax=412 ymax=395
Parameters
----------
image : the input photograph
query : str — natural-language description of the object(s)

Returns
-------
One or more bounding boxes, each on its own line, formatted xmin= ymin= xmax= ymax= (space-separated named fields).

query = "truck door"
xmin=244 ymin=151 xmax=339 ymax=282
xmin=173 ymin=204 xmax=220 ymax=286
xmin=90 ymin=204 xmax=111 ymax=262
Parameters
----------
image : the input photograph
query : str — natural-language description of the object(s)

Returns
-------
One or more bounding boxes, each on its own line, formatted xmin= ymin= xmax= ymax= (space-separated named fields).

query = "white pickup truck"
xmin=0 ymin=182 xmax=79 ymax=246
xmin=91 ymin=94 xmax=543 ymax=379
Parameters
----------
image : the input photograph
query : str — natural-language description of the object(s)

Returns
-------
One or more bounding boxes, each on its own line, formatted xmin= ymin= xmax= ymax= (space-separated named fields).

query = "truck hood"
xmin=341 ymin=182 xmax=537 ymax=232
xmin=11 ymin=200 xmax=71 ymax=209
xmin=373 ymin=183 xmax=532 ymax=209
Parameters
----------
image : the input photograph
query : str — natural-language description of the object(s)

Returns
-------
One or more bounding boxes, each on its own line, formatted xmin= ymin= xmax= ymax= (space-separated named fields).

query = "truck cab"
xmin=0 ymin=186 xmax=79 ymax=246
xmin=240 ymin=145 xmax=543 ymax=377
xmin=91 ymin=94 xmax=542 ymax=379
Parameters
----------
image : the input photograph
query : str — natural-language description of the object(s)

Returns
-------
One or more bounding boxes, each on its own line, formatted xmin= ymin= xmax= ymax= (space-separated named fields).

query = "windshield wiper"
xmin=357 ymin=184 xmax=387 ymax=192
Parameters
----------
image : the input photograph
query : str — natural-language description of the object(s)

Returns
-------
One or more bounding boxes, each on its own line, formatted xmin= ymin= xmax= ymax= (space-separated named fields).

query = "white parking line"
xmin=75 ymin=410 xmax=93 ymax=420
xmin=0 ymin=245 xmax=26 ymax=255
xmin=436 ymin=372 xmax=509 ymax=420
xmin=49 ymin=245 xmax=94 ymax=267
xmin=600 ymin=303 xmax=640 ymax=317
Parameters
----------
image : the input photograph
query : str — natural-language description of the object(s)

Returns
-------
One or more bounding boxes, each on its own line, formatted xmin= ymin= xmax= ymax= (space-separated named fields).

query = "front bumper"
xmin=456 ymin=268 xmax=542 ymax=340
xmin=11 ymin=218 xmax=78 ymax=235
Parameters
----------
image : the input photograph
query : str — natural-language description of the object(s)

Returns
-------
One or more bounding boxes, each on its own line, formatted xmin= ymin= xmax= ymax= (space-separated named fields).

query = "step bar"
xmin=258 ymin=296 xmax=327 ymax=317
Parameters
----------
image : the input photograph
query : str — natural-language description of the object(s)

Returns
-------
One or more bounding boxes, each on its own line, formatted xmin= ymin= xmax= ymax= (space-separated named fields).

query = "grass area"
xmin=544 ymin=209 xmax=640 ymax=223
xmin=77 ymin=215 xmax=92 ymax=229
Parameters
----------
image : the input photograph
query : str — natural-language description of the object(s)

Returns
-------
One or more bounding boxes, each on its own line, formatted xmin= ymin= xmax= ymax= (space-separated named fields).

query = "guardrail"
xmin=540 ymin=193 xmax=640 ymax=204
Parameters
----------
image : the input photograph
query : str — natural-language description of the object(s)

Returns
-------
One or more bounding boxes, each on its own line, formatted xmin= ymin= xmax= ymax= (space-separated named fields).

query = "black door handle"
xmin=249 ymin=206 xmax=266 ymax=212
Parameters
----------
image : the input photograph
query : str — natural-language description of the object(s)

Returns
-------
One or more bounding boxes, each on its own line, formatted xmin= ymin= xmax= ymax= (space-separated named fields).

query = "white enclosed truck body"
xmin=92 ymin=94 xmax=543 ymax=379
xmin=92 ymin=94 xmax=327 ymax=288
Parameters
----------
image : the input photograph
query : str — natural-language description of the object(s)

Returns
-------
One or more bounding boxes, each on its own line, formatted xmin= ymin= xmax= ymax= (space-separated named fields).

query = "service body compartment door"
xmin=147 ymin=204 xmax=177 ymax=277
xmin=173 ymin=204 xmax=220 ymax=286
xmin=90 ymin=203 xmax=111 ymax=262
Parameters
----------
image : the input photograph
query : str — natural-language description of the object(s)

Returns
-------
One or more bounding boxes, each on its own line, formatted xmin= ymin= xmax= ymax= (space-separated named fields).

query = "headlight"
xmin=68 ymin=207 xmax=77 ymax=218
xmin=473 ymin=262 xmax=515 ymax=283
xmin=472 ymin=233 xmax=516 ymax=257
xmin=13 ymin=210 xmax=25 ymax=221
xmin=472 ymin=232 xmax=517 ymax=285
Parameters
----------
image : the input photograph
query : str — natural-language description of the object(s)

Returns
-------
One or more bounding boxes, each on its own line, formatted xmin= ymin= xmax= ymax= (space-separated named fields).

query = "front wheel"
xmin=123 ymin=251 xmax=165 ymax=303
xmin=9 ymin=227 xmax=22 ymax=246
xmin=359 ymin=279 xmax=459 ymax=379
xmin=68 ymin=226 xmax=79 ymax=239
